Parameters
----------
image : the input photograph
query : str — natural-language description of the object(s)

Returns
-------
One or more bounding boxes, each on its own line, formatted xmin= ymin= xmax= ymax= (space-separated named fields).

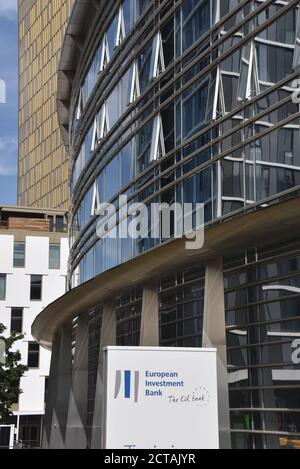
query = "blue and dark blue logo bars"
xmin=114 ymin=370 xmax=140 ymax=402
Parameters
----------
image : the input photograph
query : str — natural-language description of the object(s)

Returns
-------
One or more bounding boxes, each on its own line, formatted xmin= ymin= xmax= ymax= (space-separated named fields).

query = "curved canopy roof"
xmin=32 ymin=197 xmax=300 ymax=350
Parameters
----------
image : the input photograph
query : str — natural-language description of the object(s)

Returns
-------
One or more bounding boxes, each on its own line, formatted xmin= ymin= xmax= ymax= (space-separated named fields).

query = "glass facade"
xmin=18 ymin=0 xmax=73 ymax=208
xmin=68 ymin=0 xmax=300 ymax=288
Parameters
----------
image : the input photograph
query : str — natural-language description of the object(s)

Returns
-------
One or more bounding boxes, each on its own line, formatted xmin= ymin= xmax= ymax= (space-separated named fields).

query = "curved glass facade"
xmin=68 ymin=0 xmax=300 ymax=289
xmin=41 ymin=0 xmax=300 ymax=450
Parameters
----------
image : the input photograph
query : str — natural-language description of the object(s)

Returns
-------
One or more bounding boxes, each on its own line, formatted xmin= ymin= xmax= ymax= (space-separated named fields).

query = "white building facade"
xmin=0 ymin=207 xmax=68 ymax=448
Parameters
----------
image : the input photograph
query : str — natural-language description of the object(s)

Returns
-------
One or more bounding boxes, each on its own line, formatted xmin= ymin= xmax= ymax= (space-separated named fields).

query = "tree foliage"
xmin=0 ymin=323 xmax=28 ymax=421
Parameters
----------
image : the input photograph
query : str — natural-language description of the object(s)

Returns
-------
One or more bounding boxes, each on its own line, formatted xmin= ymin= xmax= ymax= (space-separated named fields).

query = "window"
xmin=116 ymin=6 xmax=125 ymax=47
xmin=27 ymin=342 xmax=40 ymax=368
xmin=49 ymin=245 xmax=61 ymax=270
xmin=107 ymin=13 xmax=119 ymax=58
xmin=97 ymin=103 xmax=110 ymax=140
xmin=13 ymin=242 xmax=25 ymax=268
xmin=18 ymin=415 xmax=41 ymax=449
xmin=123 ymin=0 xmax=135 ymax=33
xmin=150 ymin=114 xmax=166 ymax=162
xmin=91 ymin=181 xmax=101 ymax=216
xmin=149 ymin=33 xmax=165 ymax=80
xmin=238 ymin=41 xmax=259 ymax=101
xmin=107 ymin=85 xmax=120 ymax=128
xmin=76 ymin=89 xmax=84 ymax=122
xmin=30 ymin=275 xmax=42 ymax=301
xmin=136 ymin=118 xmax=154 ymax=173
xmin=0 ymin=274 xmax=6 ymax=300
xmin=128 ymin=61 xmax=140 ymax=104
xmin=138 ymin=40 xmax=153 ymax=92
xmin=136 ymin=0 xmax=149 ymax=17
xmin=181 ymin=78 xmax=209 ymax=141
xmin=11 ymin=308 xmax=23 ymax=334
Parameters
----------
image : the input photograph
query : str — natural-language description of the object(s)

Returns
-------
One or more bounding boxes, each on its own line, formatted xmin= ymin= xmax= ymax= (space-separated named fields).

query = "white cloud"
xmin=0 ymin=0 xmax=17 ymax=20
xmin=0 ymin=137 xmax=17 ymax=176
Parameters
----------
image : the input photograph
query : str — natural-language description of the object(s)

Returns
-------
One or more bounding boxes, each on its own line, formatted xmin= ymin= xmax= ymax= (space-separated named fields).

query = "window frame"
xmin=30 ymin=275 xmax=43 ymax=301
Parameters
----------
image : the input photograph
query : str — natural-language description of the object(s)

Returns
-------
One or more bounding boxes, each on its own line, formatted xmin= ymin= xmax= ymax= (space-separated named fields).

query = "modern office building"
xmin=33 ymin=0 xmax=300 ymax=449
xmin=18 ymin=0 xmax=73 ymax=209
xmin=0 ymin=206 xmax=68 ymax=448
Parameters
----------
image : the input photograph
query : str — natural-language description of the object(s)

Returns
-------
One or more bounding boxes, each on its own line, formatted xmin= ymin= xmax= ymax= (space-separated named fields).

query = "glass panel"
xmin=11 ymin=308 xmax=23 ymax=334
xmin=256 ymin=42 xmax=294 ymax=84
xmin=136 ymin=0 xmax=149 ymax=17
xmin=138 ymin=40 xmax=153 ymax=92
xmin=105 ymin=237 xmax=119 ymax=270
xmin=105 ymin=155 xmax=120 ymax=201
xmin=181 ymin=78 xmax=209 ymax=141
xmin=28 ymin=342 xmax=40 ymax=368
xmin=121 ymin=142 xmax=133 ymax=187
xmin=85 ymin=248 xmax=95 ymax=282
xmin=222 ymin=159 xmax=244 ymax=199
xmin=181 ymin=0 xmax=211 ymax=53
xmin=30 ymin=276 xmax=42 ymax=301
xmin=107 ymin=84 xmax=120 ymax=128
xmin=14 ymin=243 xmax=25 ymax=268
xmin=123 ymin=0 xmax=135 ymax=32
xmin=0 ymin=275 xmax=6 ymax=300
xmin=107 ymin=14 xmax=119 ymax=58
xmin=49 ymin=245 xmax=60 ymax=270
xmin=294 ymin=8 xmax=300 ymax=68
xmin=136 ymin=118 xmax=153 ymax=173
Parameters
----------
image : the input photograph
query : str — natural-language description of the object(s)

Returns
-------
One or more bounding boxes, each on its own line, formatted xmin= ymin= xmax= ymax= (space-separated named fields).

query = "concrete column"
xmin=42 ymin=331 xmax=60 ymax=449
xmin=48 ymin=323 xmax=73 ymax=449
xmin=202 ymin=258 xmax=231 ymax=449
xmin=140 ymin=283 xmax=159 ymax=346
xmin=91 ymin=302 xmax=116 ymax=449
xmin=65 ymin=314 xmax=89 ymax=449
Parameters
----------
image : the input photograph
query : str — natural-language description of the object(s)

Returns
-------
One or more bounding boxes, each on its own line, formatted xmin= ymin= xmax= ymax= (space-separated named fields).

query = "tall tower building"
xmin=18 ymin=0 xmax=73 ymax=209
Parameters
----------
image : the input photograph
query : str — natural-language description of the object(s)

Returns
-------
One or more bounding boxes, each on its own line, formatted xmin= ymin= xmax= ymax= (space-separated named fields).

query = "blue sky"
xmin=0 ymin=0 xmax=18 ymax=205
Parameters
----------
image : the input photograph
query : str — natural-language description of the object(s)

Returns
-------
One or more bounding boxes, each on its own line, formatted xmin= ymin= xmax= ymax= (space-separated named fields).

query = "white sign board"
xmin=103 ymin=347 xmax=219 ymax=449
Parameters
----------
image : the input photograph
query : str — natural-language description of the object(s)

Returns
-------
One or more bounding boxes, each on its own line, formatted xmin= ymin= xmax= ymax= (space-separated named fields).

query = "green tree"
xmin=0 ymin=323 xmax=28 ymax=421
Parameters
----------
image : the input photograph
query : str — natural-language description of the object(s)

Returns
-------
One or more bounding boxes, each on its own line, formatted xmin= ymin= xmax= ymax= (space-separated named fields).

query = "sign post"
xmin=102 ymin=347 xmax=219 ymax=449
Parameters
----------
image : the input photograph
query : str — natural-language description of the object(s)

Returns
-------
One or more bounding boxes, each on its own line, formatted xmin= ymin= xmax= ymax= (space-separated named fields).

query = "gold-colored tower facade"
xmin=18 ymin=0 xmax=73 ymax=209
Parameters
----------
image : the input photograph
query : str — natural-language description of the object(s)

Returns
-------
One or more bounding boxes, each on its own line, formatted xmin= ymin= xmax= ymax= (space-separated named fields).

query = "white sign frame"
xmin=102 ymin=346 xmax=219 ymax=449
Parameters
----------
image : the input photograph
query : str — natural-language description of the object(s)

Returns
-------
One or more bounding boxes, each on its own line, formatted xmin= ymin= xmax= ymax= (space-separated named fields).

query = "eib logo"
xmin=114 ymin=370 xmax=140 ymax=403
